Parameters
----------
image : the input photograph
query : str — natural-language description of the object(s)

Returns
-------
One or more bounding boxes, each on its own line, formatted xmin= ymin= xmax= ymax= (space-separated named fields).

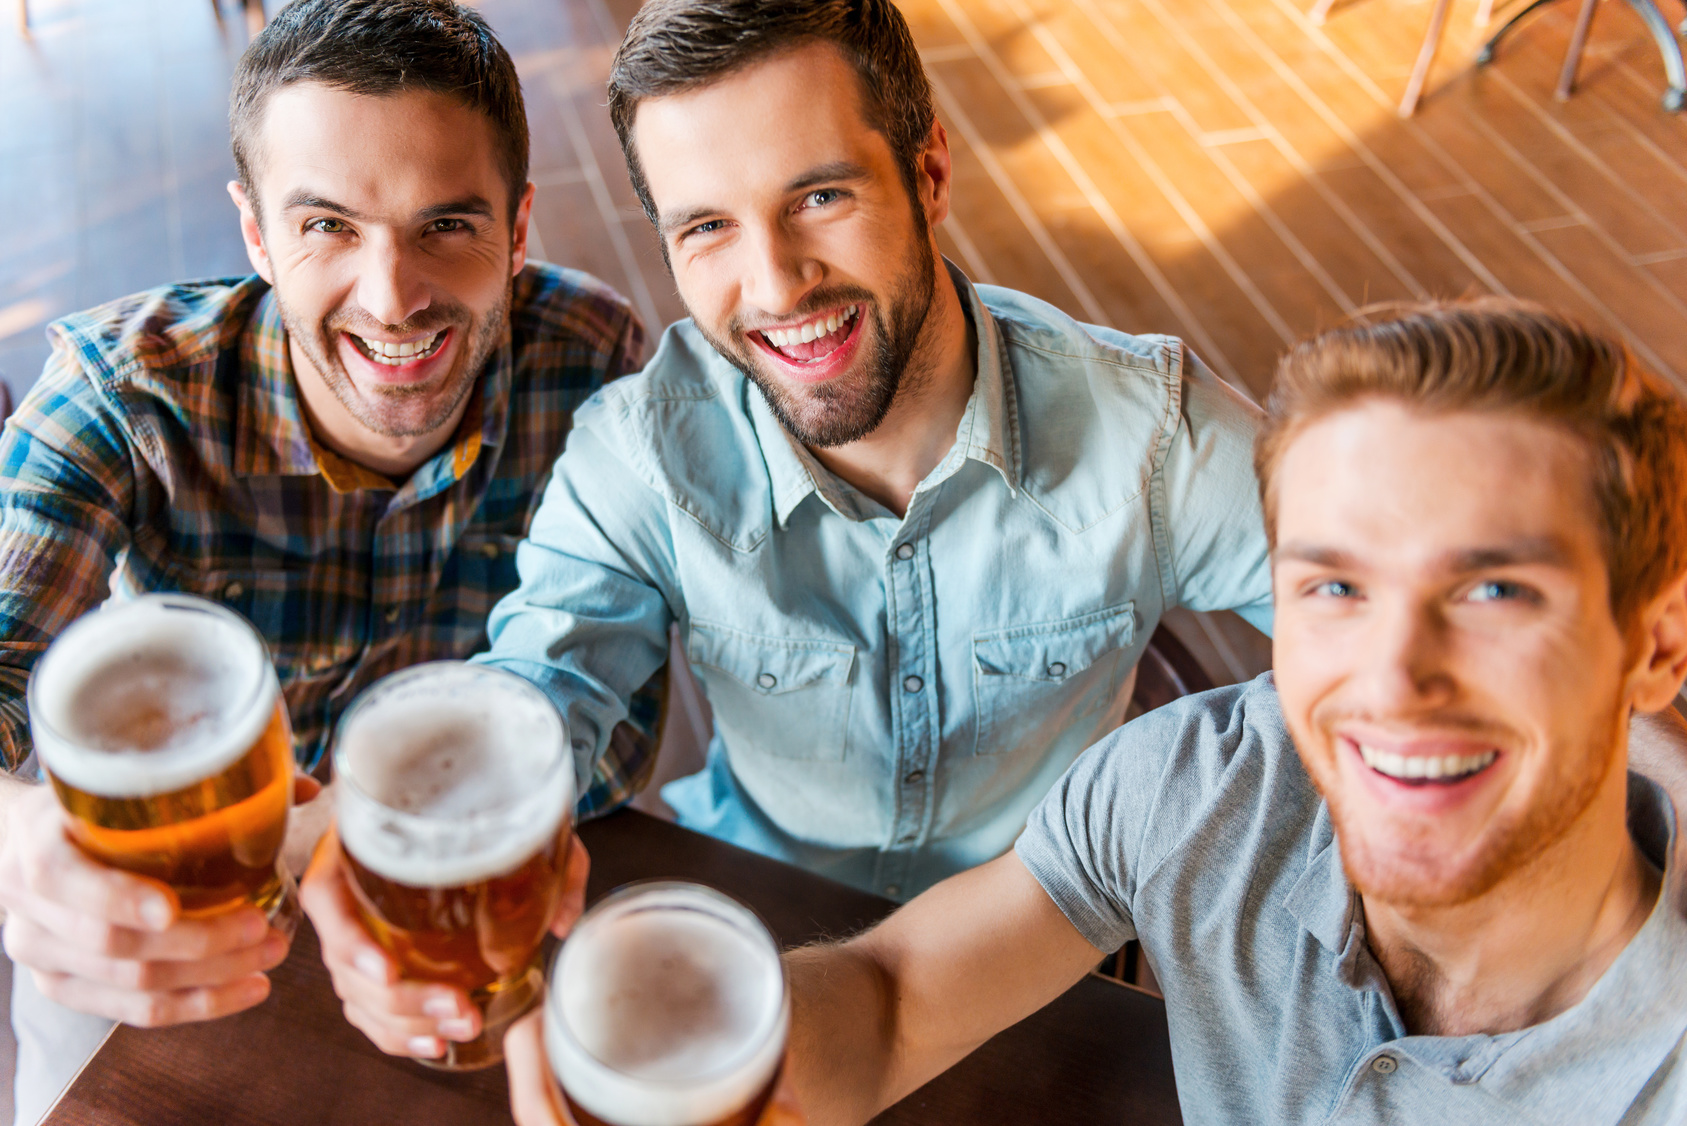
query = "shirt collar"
xmin=231 ymin=287 xmax=508 ymax=493
xmin=753 ymin=260 xmax=1022 ymax=529
xmin=1287 ymin=774 xmax=1687 ymax=1123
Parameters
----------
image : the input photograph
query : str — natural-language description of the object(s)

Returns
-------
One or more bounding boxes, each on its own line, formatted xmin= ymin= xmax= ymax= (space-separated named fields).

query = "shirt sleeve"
xmin=1156 ymin=347 xmax=1274 ymax=636
xmin=1015 ymin=678 xmax=1262 ymax=953
xmin=478 ymin=406 xmax=678 ymax=818
xmin=0 ymin=346 xmax=137 ymax=774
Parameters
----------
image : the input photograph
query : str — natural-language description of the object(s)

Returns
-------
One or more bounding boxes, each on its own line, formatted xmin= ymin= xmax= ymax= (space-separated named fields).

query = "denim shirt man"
xmin=481 ymin=264 xmax=1270 ymax=897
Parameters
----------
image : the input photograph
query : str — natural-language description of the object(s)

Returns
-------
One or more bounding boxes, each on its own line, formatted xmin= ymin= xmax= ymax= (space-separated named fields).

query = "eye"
xmin=1310 ymin=579 xmax=1360 ymax=600
xmin=428 ymin=218 xmax=471 ymax=233
xmin=689 ymin=219 xmax=727 ymax=236
xmin=306 ymin=217 xmax=347 ymax=234
xmin=801 ymin=188 xmax=845 ymax=208
xmin=1464 ymin=579 xmax=1534 ymax=604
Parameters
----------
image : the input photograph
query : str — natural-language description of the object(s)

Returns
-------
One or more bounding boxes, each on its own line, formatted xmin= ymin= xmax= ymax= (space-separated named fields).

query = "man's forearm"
xmin=784 ymin=943 xmax=901 ymax=1126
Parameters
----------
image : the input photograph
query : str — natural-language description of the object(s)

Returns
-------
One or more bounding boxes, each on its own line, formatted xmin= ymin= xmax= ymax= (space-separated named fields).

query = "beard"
xmin=274 ymin=281 xmax=511 ymax=440
xmin=693 ymin=223 xmax=939 ymax=450
xmin=1301 ymin=702 xmax=1627 ymax=909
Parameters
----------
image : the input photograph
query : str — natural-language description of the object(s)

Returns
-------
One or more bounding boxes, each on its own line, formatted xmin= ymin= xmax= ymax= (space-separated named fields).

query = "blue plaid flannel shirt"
xmin=0 ymin=263 xmax=659 ymax=815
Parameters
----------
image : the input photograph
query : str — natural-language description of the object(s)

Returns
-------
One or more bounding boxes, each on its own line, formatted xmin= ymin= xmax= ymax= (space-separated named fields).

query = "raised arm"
xmin=783 ymin=851 xmax=1104 ymax=1126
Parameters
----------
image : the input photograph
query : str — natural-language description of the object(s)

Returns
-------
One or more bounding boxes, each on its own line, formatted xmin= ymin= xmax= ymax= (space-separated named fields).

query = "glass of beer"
xmin=333 ymin=661 xmax=575 ymax=1071
xmin=544 ymin=881 xmax=790 ymax=1126
xmin=28 ymin=593 xmax=299 ymax=928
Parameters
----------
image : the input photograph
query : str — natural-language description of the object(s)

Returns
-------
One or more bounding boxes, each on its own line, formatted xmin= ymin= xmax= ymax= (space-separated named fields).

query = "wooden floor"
xmin=2 ymin=0 xmax=1685 ymax=679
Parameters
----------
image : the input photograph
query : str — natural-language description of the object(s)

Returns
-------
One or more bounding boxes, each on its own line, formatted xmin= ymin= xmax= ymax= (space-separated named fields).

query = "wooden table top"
xmin=44 ymin=810 xmax=1182 ymax=1125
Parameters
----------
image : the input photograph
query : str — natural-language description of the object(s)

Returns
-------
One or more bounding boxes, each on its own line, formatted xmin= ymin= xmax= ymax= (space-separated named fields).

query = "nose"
xmin=1355 ymin=597 xmax=1458 ymax=714
xmin=352 ymin=230 xmax=432 ymax=329
xmin=739 ymin=224 xmax=820 ymax=318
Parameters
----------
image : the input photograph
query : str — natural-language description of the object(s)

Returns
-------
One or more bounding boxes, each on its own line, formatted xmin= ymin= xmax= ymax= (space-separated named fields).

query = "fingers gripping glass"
xmin=333 ymin=661 xmax=575 ymax=1070
xmin=29 ymin=593 xmax=301 ymax=932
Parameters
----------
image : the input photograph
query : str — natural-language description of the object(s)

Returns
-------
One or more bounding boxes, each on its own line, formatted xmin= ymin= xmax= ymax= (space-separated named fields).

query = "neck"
xmin=808 ymin=257 xmax=975 ymax=518
xmin=1364 ymin=749 xmax=1660 ymax=1037
xmin=288 ymin=340 xmax=468 ymax=480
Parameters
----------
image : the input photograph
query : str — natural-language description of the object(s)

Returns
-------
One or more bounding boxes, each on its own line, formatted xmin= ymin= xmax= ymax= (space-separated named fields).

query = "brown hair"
xmin=607 ymin=0 xmax=936 ymax=226
xmin=1256 ymin=299 xmax=1687 ymax=627
xmin=229 ymin=0 xmax=529 ymax=217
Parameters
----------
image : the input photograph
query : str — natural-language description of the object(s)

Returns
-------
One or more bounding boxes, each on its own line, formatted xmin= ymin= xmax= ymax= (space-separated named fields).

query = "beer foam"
xmin=334 ymin=663 xmax=573 ymax=889
xmin=30 ymin=596 xmax=276 ymax=798
xmin=547 ymin=886 xmax=788 ymax=1126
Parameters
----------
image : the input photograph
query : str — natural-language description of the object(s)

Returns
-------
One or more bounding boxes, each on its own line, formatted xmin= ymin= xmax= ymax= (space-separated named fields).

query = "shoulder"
xmin=45 ymin=277 xmax=262 ymax=392
xmin=1059 ymin=673 xmax=1293 ymax=817
xmin=510 ymin=262 xmax=641 ymax=357
xmin=1039 ymin=673 xmax=1318 ymax=883
xmin=564 ymin=319 xmax=772 ymax=549
xmin=978 ymin=285 xmax=1259 ymax=531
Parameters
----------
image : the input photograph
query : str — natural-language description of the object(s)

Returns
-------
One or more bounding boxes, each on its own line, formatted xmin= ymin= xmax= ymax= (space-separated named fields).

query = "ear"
xmin=227 ymin=180 xmax=275 ymax=285
xmin=510 ymin=181 xmax=537 ymax=278
xmin=1627 ymin=573 xmax=1687 ymax=713
xmin=918 ymin=120 xmax=953 ymax=230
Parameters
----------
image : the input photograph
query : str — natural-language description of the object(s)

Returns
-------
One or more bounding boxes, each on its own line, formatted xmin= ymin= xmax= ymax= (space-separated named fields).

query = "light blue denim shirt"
xmin=481 ymin=265 xmax=1271 ymax=897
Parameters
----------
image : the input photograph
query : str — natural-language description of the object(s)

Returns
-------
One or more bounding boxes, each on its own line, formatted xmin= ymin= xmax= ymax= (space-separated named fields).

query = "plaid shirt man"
xmin=0 ymin=262 xmax=657 ymax=814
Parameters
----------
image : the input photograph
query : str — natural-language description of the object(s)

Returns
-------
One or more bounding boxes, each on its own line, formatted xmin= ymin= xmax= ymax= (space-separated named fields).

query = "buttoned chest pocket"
xmin=688 ymin=621 xmax=856 ymax=762
xmin=972 ymin=602 xmax=1137 ymax=756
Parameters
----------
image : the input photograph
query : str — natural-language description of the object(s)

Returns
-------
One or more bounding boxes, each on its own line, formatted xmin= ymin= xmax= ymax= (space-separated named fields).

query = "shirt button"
xmin=903 ymin=675 xmax=923 ymax=693
xmin=757 ymin=672 xmax=778 ymax=690
xmin=1047 ymin=661 xmax=1067 ymax=677
xmin=1371 ymin=1055 xmax=1398 ymax=1075
xmin=480 ymin=541 xmax=501 ymax=559
xmin=384 ymin=606 xmax=400 ymax=623
xmin=904 ymin=770 xmax=925 ymax=785
xmin=884 ymin=885 xmax=901 ymax=898
xmin=223 ymin=581 xmax=244 ymax=600
xmin=895 ymin=542 xmax=914 ymax=560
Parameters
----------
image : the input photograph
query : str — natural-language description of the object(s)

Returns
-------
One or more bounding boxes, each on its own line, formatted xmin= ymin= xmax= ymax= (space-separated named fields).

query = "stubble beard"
xmin=1304 ymin=703 xmax=1626 ymax=910
xmin=695 ymin=228 xmax=940 ymax=450
xmin=275 ymin=280 xmax=512 ymax=440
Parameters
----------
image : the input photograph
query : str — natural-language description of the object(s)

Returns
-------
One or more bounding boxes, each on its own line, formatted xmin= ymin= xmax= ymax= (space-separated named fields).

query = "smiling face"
xmin=236 ymin=83 xmax=530 ymax=444
xmin=630 ymin=42 xmax=942 ymax=448
xmin=1271 ymin=402 xmax=1646 ymax=908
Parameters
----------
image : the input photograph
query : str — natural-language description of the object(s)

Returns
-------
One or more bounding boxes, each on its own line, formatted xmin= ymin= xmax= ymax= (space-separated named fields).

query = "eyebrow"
xmin=1276 ymin=537 xmax=1575 ymax=570
xmin=657 ymin=160 xmax=873 ymax=238
xmin=279 ymin=191 xmax=496 ymax=222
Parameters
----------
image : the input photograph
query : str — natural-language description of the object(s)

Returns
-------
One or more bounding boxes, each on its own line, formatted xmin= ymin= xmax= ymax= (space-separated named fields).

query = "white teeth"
xmin=762 ymin=305 xmax=858 ymax=351
xmin=1358 ymin=744 xmax=1498 ymax=782
xmin=355 ymin=331 xmax=442 ymax=365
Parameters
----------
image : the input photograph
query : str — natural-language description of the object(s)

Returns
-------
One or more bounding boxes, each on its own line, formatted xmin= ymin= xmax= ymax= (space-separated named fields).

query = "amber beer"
xmin=333 ymin=662 xmax=574 ymax=1070
xmin=545 ymin=882 xmax=790 ymax=1126
xmin=28 ymin=594 xmax=297 ymax=923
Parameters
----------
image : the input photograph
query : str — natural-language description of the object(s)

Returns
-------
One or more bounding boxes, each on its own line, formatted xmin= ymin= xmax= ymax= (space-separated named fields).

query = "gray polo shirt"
xmin=1017 ymin=673 xmax=1687 ymax=1125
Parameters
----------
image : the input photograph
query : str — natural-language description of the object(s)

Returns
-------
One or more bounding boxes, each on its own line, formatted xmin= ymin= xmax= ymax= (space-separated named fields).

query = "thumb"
xmin=293 ymin=773 xmax=323 ymax=804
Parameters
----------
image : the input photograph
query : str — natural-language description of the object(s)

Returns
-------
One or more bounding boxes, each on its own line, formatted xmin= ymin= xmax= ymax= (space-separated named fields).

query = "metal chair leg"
xmin=1622 ymin=0 xmax=1687 ymax=110
xmin=1476 ymin=0 xmax=1561 ymax=64
xmin=1400 ymin=0 xmax=1457 ymax=115
xmin=1556 ymin=0 xmax=1600 ymax=98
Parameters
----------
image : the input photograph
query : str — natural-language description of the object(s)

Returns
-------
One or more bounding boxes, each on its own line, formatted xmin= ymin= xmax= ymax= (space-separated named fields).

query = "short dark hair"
xmin=1256 ymin=299 xmax=1687 ymax=630
xmin=229 ymin=0 xmax=529 ymax=216
xmin=607 ymin=0 xmax=936 ymax=226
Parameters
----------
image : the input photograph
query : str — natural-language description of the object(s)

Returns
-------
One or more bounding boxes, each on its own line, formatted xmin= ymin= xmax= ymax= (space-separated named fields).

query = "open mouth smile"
xmin=347 ymin=329 xmax=449 ymax=367
xmin=748 ymin=304 xmax=863 ymax=381
xmin=1358 ymin=743 xmax=1499 ymax=786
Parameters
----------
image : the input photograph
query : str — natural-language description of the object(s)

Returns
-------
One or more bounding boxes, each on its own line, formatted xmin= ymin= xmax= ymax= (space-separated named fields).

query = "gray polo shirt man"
xmin=1017 ymin=674 xmax=1687 ymax=1124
